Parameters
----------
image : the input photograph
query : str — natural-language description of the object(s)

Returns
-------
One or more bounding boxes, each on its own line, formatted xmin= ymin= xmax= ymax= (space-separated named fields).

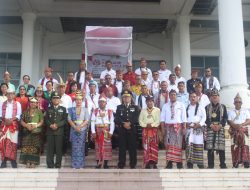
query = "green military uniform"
xmin=45 ymin=92 xmax=67 ymax=168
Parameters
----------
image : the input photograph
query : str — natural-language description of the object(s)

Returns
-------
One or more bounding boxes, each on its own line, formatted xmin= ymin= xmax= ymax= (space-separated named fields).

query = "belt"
xmin=95 ymin=124 xmax=109 ymax=128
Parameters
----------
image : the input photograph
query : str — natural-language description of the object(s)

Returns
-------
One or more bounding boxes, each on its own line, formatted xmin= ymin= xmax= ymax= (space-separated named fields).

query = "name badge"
xmin=130 ymin=108 xmax=135 ymax=112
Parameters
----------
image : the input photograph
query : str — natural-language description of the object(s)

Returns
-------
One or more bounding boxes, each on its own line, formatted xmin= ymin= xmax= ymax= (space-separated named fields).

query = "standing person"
xmin=100 ymin=60 xmax=116 ymax=84
xmin=139 ymin=96 xmax=160 ymax=169
xmin=202 ymin=67 xmax=220 ymax=94
xmin=186 ymin=70 xmax=201 ymax=94
xmin=228 ymin=93 xmax=250 ymax=168
xmin=114 ymin=70 xmax=124 ymax=98
xmin=123 ymin=62 xmax=136 ymax=85
xmin=82 ymin=72 xmax=99 ymax=95
xmin=91 ymin=95 xmax=114 ymax=169
xmin=122 ymin=81 xmax=136 ymax=103
xmin=135 ymin=85 xmax=149 ymax=109
xmin=154 ymin=81 xmax=169 ymax=110
xmin=43 ymin=81 xmax=54 ymax=103
xmin=15 ymin=85 xmax=30 ymax=112
xmin=34 ymin=85 xmax=48 ymax=113
xmin=158 ymin=60 xmax=171 ymax=82
xmin=0 ymin=83 xmax=8 ymax=104
xmin=131 ymin=76 xmax=142 ymax=96
xmin=174 ymin=65 xmax=186 ymax=86
xmin=185 ymin=92 xmax=206 ymax=169
xmin=45 ymin=92 xmax=67 ymax=168
xmin=3 ymin=71 xmax=15 ymax=92
xmin=19 ymin=97 xmax=44 ymax=168
xmin=177 ymin=82 xmax=189 ymax=108
xmin=168 ymin=74 xmax=178 ymax=92
xmin=160 ymin=90 xmax=187 ymax=169
xmin=140 ymin=69 xmax=151 ymax=90
xmin=135 ymin=58 xmax=153 ymax=80
xmin=115 ymin=91 xmax=140 ymax=169
xmin=65 ymin=71 xmax=75 ymax=95
xmin=99 ymin=74 xmax=118 ymax=97
xmin=68 ymin=94 xmax=89 ymax=169
xmin=38 ymin=67 xmax=58 ymax=91
xmin=86 ymin=81 xmax=100 ymax=111
xmin=205 ymin=89 xmax=227 ymax=169
xmin=195 ymin=82 xmax=210 ymax=109
xmin=0 ymin=89 xmax=21 ymax=168
xmin=74 ymin=60 xmax=88 ymax=89
xmin=151 ymin=71 xmax=161 ymax=96
xmin=68 ymin=81 xmax=78 ymax=102
xmin=106 ymin=87 xmax=121 ymax=114
xmin=16 ymin=75 xmax=35 ymax=96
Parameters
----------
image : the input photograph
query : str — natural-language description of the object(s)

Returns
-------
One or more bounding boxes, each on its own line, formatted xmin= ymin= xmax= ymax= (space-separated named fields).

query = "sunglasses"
xmin=235 ymin=101 xmax=242 ymax=103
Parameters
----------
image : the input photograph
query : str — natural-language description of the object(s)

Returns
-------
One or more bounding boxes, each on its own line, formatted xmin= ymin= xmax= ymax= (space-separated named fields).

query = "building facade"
xmin=0 ymin=0 xmax=250 ymax=108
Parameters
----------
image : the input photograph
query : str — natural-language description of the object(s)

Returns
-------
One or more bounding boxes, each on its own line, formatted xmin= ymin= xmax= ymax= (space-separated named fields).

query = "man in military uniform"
xmin=45 ymin=92 xmax=67 ymax=168
xmin=115 ymin=90 xmax=140 ymax=169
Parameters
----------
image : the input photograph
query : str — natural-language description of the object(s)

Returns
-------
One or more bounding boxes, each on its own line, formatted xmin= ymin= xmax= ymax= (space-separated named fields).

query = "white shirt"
xmin=158 ymin=69 xmax=171 ymax=82
xmin=91 ymin=109 xmax=115 ymax=134
xmin=86 ymin=93 xmax=100 ymax=110
xmin=228 ymin=109 xmax=250 ymax=124
xmin=186 ymin=104 xmax=206 ymax=126
xmin=151 ymin=80 xmax=160 ymax=96
xmin=74 ymin=71 xmax=85 ymax=84
xmin=135 ymin=95 xmax=147 ymax=109
xmin=197 ymin=93 xmax=210 ymax=109
xmin=114 ymin=80 xmax=123 ymax=94
xmin=167 ymin=83 xmax=179 ymax=93
xmin=81 ymin=80 xmax=99 ymax=94
xmin=160 ymin=101 xmax=187 ymax=124
xmin=141 ymin=78 xmax=151 ymax=89
xmin=203 ymin=76 xmax=220 ymax=91
xmin=0 ymin=100 xmax=21 ymax=120
xmin=176 ymin=76 xmax=186 ymax=86
xmin=60 ymin=93 xmax=72 ymax=112
xmin=106 ymin=96 xmax=121 ymax=113
xmin=38 ymin=77 xmax=58 ymax=91
xmin=100 ymin=69 xmax=116 ymax=83
xmin=135 ymin=67 xmax=153 ymax=80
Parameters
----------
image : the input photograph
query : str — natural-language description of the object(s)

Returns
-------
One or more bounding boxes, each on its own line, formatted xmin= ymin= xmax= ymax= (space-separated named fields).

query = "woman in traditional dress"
xmin=0 ymin=83 xmax=8 ymax=103
xmin=19 ymin=97 xmax=44 ymax=168
xmin=68 ymin=81 xmax=78 ymax=102
xmin=68 ymin=93 xmax=89 ymax=169
xmin=15 ymin=85 xmax=30 ymax=112
xmin=34 ymin=85 xmax=48 ymax=113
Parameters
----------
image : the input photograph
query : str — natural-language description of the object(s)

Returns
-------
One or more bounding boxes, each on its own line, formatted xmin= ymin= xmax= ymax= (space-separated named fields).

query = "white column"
xmin=178 ymin=16 xmax=191 ymax=80
xmin=218 ymin=0 xmax=250 ymax=109
xmin=20 ymin=12 xmax=36 ymax=82
xmin=172 ymin=30 xmax=180 ymax=70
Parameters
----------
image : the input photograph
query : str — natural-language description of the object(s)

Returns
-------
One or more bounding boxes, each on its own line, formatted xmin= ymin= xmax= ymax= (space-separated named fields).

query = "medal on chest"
xmin=211 ymin=112 xmax=217 ymax=118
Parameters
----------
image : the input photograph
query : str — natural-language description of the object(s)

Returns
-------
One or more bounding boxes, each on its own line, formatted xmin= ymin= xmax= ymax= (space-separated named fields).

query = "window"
xmin=49 ymin=59 xmax=80 ymax=81
xmin=246 ymin=57 xmax=250 ymax=87
xmin=0 ymin=53 xmax=21 ymax=87
xmin=191 ymin=56 xmax=219 ymax=79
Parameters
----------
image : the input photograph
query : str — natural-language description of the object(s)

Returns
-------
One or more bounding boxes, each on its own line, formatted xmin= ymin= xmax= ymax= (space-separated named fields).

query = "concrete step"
xmin=0 ymin=169 xmax=250 ymax=190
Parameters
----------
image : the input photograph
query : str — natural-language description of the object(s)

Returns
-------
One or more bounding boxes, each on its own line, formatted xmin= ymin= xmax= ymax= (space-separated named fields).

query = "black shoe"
xmin=130 ymin=166 xmax=136 ymax=169
xmin=1 ymin=160 xmax=7 ymax=168
xmin=198 ymin=165 xmax=204 ymax=169
xmin=177 ymin=162 xmax=183 ymax=169
xmin=244 ymin=162 xmax=249 ymax=168
xmin=145 ymin=163 xmax=150 ymax=169
xmin=187 ymin=162 xmax=193 ymax=169
xmin=55 ymin=165 xmax=61 ymax=169
xmin=11 ymin=160 xmax=17 ymax=168
xmin=104 ymin=161 xmax=109 ymax=169
xmin=153 ymin=164 xmax=157 ymax=169
xmin=165 ymin=161 xmax=173 ymax=169
xmin=220 ymin=165 xmax=227 ymax=169
xmin=207 ymin=166 xmax=214 ymax=169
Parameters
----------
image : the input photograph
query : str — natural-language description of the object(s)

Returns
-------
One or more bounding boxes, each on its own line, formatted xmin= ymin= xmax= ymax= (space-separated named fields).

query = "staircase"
xmin=1 ymin=128 xmax=250 ymax=189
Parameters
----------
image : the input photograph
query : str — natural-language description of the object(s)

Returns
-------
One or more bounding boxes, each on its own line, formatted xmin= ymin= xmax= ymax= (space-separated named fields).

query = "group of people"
xmin=0 ymin=57 xmax=249 ymax=170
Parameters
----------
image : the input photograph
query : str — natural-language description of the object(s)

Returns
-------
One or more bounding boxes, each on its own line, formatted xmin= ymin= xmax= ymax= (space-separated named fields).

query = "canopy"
xmin=84 ymin=26 xmax=133 ymax=57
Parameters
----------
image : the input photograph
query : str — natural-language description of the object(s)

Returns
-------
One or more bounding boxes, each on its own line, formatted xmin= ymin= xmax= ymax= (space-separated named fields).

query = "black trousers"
xmin=46 ymin=135 xmax=64 ymax=168
xmin=118 ymin=127 xmax=137 ymax=168
xmin=207 ymin=149 xmax=226 ymax=168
